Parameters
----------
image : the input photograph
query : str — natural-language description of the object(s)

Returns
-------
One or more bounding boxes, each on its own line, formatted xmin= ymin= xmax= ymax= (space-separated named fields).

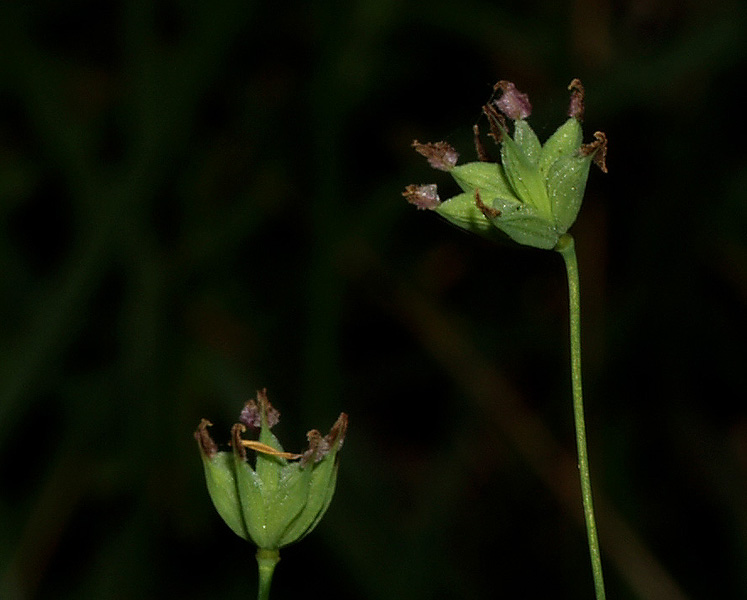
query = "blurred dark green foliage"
xmin=1 ymin=0 xmax=746 ymax=598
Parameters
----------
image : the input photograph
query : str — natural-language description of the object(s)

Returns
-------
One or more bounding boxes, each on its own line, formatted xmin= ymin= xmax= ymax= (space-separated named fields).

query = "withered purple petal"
xmin=493 ymin=81 xmax=532 ymax=120
xmin=403 ymin=184 xmax=440 ymax=210
xmin=239 ymin=400 xmax=261 ymax=428
xmin=412 ymin=140 xmax=459 ymax=171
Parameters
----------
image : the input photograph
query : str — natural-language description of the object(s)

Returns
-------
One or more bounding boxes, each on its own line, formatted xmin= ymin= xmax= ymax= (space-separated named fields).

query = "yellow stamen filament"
xmin=240 ymin=440 xmax=302 ymax=460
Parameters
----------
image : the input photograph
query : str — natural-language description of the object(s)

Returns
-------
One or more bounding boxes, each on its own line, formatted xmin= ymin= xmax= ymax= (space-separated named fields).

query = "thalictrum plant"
xmin=403 ymin=78 xmax=608 ymax=599
xmin=195 ymin=389 xmax=348 ymax=600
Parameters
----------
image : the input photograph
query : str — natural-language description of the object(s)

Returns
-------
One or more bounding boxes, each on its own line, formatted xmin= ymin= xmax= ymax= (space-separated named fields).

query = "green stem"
xmin=555 ymin=234 xmax=606 ymax=600
xmin=256 ymin=548 xmax=280 ymax=600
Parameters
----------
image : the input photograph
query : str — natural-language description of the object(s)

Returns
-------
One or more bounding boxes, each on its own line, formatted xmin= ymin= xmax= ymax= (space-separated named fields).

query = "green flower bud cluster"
xmin=195 ymin=390 xmax=348 ymax=550
xmin=403 ymin=79 xmax=607 ymax=250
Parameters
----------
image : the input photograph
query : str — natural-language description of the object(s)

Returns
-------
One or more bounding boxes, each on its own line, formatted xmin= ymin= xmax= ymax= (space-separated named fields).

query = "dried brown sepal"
xmin=473 ymin=124 xmax=491 ymax=162
xmin=411 ymin=140 xmax=459 ymax=171
xmin=231 ymin=423 xmax=248 ymax=461
xmin=194 ymin=419 xmax=218 ymax=458
xmin=474 ymin=189 xmax=500 ymax=219
xmin=482 ymin=103 xmax=506 ymax=144
xmin=403 ymin=184 xmax=440 ymax=210
xmin=493 ymin=80 xmax=532 ymax=120
xmin=580 ymin=131 xmax=608 ymax=173
xmin=568 ymin=78 xmax=585 ymax=120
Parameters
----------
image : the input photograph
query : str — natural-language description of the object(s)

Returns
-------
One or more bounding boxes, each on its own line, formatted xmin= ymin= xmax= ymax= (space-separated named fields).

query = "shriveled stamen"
xmin=482 ymin=104 xmax=506 ymax=144
xmin=473 ymin=124 xmax=491 ymax=162
xmin=231 ymin=423 xmax=248 ymax=461
xmin=302 ymin=429 xmax=324 ymax=465
xmin=580 ymin=131 xmax=608 ymax=173
xmin=475 ymin=189 xmax=500 ymax=219
xmin=194 ymin=419 xmax=218 ymax=458
xmin=568 ymin=78 xmax=585 ymax=120
xmin=241 ymin=440 xmax=303 ymax=460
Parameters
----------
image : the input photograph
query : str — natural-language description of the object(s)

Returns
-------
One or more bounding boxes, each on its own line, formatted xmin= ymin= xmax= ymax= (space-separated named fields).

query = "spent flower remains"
xmin=403 ymin=79 xmax=607 ymax=250
xmin=195 ymin=390 xmax=348 ymax=550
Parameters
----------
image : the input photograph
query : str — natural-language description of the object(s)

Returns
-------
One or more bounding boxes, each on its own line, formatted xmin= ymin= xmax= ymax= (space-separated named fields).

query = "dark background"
xmin=1 ymin=0 xmax=746 ymax=598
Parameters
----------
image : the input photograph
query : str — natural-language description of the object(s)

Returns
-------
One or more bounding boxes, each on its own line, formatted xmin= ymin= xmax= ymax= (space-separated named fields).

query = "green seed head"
xmin=404 ymin=78 xmax=607 ymax=250
xmin=195 ymin=390 xmax=348 ymax=550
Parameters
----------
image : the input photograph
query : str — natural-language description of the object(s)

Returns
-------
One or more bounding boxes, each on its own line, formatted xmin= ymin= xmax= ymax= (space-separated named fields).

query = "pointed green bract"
xmin=267 ymin=461 xmax=312 ymax=547
xmin=487 ymin=197 xmax=561 ymax=250
xmin=256 ymin=424 xmax=285 ymax=495
xmin=513 ymin=119 xmax=542 ymax=164
xmin=500 ymin=132 xmax=551 ymax=219
xmin=200 ymin=451 xmax=249 ymax=540
xmin=280 ymin=438 xmax=343 ymax=545
xmin=451 ymin=161 xmax=516 ymax=199
xmin=233 ymin=445 xmax=270 ymax=546
xmin=435 ymin=192 xmax=501 ymax=240
xmin=547 ymin=153 xmax=593 ymax=233
xmin=539 ymin=117 xmax=583 ymax=176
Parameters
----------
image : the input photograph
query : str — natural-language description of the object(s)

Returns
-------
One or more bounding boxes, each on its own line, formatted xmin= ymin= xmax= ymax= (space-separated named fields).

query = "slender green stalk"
xmin=555 ymin=234 xmax=606 ymax=600
xmin=256 ymin=549 xmax=280 ymax=600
